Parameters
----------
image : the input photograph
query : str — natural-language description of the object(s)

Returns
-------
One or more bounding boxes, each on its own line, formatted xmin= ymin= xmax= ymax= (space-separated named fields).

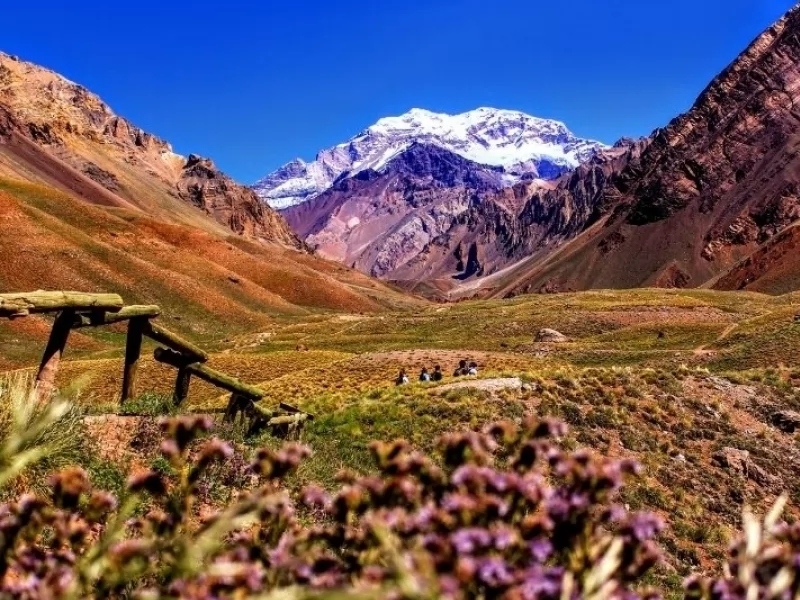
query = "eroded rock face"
xmin=282 ymin=143 xmax=515 ymax=281
xmin=0 ymin=52 xmax=300 ymax=247
xmin=178 ymin=155 xmax=299 ymax=245
xmin=497 ymin=5 xmax=800 ymax=296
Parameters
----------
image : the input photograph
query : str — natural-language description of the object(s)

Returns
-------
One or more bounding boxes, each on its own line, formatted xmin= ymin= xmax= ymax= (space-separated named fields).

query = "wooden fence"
xmin=0 ymin=291 xmax=312 ymax=435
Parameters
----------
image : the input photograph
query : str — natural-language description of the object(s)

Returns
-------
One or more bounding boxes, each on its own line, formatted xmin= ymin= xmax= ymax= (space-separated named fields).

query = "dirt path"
xmin=693 ymin=323 xmax=738 ymax=356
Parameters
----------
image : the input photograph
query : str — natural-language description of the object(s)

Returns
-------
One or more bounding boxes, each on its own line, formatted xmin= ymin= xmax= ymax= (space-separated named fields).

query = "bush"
xmin=0 ymin=372 xmax=88 ymax=494
xmin=0 ymin=392 xmax=796 ymax=599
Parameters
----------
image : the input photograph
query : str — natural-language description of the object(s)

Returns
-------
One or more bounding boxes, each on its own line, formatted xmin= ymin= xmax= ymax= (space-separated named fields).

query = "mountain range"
xmin=0 ymin=51 xmax=418 ymax=342
xmin=261 ymin=4 xmax=800 ymax=299
xmin=2 ymin=2 xmax=800 ymax=311
xmin=253 ymin=107 xmax=607 ymax=209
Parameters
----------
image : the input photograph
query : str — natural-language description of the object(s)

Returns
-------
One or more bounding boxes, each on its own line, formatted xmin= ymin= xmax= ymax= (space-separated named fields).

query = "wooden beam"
xmin=0 ymin=291 xmax=123 ymax=318
xmin=153 ymin=348 xmax=264 ymax=399
xmin=72 ymin=305 xmax=161 ymax=328
xmin=35 ymin=310 xmax=74 ymax=401
xmin=173 ymin=368 xmax=192 ymax=406
xmin=279 ymin=402 xmax=315 ymax=420
xmin=144 ymin=322 xmax=208 ymax=362
xmin=267 ymin=414 xmax=311 ymax=426
xmin=120 ymin=317 xmax=146 ymax=403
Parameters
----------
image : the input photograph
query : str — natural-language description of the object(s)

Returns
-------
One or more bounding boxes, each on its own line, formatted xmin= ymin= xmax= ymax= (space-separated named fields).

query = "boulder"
xmin=749 ymin=462 xmax=780 ymax=487
xmin=535 ymin=328 xmax=569 ymax=343
xmin=772 ymin=410 xmax=800 ymax=433
xmin=712 ymin=447 xmax=750 ymax=477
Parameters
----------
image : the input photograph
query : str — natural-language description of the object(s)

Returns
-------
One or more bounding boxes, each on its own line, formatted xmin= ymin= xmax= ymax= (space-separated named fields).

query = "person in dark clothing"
xmin=419 ymin=367 xmax=431 ymax=382
xmin=453 ymin=359 xmax=468 ymax=377
xmin=396 ymin=369 xmax=409 ymax=385
xmin=431 ymin=365 xmax=443 ymax=382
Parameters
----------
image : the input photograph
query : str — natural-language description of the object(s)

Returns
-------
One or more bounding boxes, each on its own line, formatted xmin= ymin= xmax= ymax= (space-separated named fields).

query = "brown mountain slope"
xmin=0 ymin=51 xmax=298 ymax=245
xmin=0 ymin=52 xmax=420 ymax=345
xmin=282 ymin=143 xmax=520 ymax=294
xmin=485 ymin=5 xmax=800 ymax=297
xmin=0 ymin=176 xmax=419 ymax=345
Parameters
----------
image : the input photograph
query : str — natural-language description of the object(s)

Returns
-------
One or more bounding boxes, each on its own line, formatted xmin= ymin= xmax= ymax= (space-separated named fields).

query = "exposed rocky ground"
xmin=274 ymin=4 xmax=800 ymax=300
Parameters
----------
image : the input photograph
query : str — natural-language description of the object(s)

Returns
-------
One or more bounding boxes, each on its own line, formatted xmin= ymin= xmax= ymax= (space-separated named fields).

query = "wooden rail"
xmin=0 ymin=291 xmax=123 ymax=318
xmin=153 ymin=348 xmax=264 ymax=400
xmin=71 ymin=305 xmax=161 ymax=328
xmin=1 ymin=290 xmax=312 ymax=437
xmin=143 ymin=322 xmax=208 ymax=362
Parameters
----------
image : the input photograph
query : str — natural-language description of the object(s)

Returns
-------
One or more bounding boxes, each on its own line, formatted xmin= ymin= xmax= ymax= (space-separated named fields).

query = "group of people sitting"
xmin=395 ymin=360 xmax=478 ymax=385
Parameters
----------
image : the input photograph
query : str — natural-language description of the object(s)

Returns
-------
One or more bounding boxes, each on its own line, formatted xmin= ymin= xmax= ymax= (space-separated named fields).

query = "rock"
xmin=674 ymin=453 xmax=686 ymax=463
xmin=712 ymin=447 xmax=750 ymax=477
xmin=295 ymin=344 xmax=308 ymax=352
xmin=535 ymin=329 xmax=569 ymax=343
xmin=772 ymin=410 xmax=800 ymax=433
xmin=706 ymin=376 xmax=733 ymax=391
xmin=228 ymin=275 xmax=241 ymax=284
xmin=749 ymin=462 xmax=780 ymax=487
xmin=521 ymin=383 xmax=533 ymax=392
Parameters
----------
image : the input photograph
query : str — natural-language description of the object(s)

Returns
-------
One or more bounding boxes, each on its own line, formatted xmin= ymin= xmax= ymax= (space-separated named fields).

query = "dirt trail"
xmin=693 ymin=323 xmax=738 ymax=356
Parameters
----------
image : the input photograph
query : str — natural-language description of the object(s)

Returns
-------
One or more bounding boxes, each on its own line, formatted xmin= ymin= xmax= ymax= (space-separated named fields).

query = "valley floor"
xmin=3 ymin=287 xmax=800 ymax=593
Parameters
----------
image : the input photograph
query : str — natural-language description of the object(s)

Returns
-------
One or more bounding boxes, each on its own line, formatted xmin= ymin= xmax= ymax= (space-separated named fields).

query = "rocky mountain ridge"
xmin=483 ymin=3 xmax=800 ymax=297
xmin=282 ymin=2 xmax=800 ymax=299
xmin=0 ymin=51 xmax=300 ymax=246
xmin=254 ymin=107 xmax=607 ymax=209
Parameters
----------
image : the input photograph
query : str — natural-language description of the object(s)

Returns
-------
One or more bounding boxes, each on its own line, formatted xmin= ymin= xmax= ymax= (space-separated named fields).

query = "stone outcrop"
xmin=0 ymin=52 xmax=301 ymax=248
xmin=534 ymin=329 xmax=569 ymax=343
xmin=495 ymin=5 xmax=800 ymax=295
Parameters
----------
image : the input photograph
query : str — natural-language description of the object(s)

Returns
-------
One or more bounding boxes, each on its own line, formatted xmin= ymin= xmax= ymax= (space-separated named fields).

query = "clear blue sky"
xmin=1 ymin=0 xmax=795 ymax=183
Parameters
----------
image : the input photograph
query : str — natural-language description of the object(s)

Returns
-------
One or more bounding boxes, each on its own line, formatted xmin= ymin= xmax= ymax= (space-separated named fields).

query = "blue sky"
xmin=1 ymin=0 xmax=795 ymax=182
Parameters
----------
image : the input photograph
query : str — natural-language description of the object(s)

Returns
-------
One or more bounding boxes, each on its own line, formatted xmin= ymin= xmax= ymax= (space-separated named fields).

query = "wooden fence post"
xmin=173 ymin=368 xmax=192 ymax=406
xmin=121 ymin=317 xmax=146 ymax=403
xmin=35 ymin=310 xmax=74 ymax=401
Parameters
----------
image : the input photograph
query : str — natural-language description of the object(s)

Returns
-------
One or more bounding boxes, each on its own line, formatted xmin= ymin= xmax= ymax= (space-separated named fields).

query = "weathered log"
xmin=120 ymin=317 xmax=146 ymax=403
xmin=173 ymin=368 xmax=192 ymax=406
xmin=0 ymin=291 xmax=123 ymax=318
xmin=72 ymin=305 xmax=161 ymax=328
xmin=279 ymin=402 xmax=315 ymax=420
xmin=144 ymin=323 xmax=208 ymax=362
xmin=267 ymin=414 xmax=310 ymax=426
xmin=153 ymin=348 xmax=263 ymax=399
xmin=35 ymin=310 xmax=74 ymax=401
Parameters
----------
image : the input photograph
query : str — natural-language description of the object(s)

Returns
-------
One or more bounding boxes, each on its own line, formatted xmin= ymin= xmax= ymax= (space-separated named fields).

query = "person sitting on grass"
xmin=453 ymin=360 xmax=468 ymax=377
xmin=467 ymin=361 xmax=478 ymax=376
xmin=419 ymin=367 xmax=431 ymax=382
xmin=396 ymin=369 xmax=409 ymax=386
xmin=431 ymin=365 xmax=443 ymax=382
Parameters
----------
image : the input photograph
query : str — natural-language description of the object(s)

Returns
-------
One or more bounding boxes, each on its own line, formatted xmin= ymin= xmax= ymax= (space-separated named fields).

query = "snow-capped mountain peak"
xmin=253 ymin=107 xmax=607 ymax=209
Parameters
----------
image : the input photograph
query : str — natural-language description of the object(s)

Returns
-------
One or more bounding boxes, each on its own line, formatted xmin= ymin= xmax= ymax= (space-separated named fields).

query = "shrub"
xmin=120 ymin=392 xmax=176 ymax=416
xmin=0 ymin=393 xmax=796 ymax=599
xmin=0 ymin=372 xmax=88 ymax=494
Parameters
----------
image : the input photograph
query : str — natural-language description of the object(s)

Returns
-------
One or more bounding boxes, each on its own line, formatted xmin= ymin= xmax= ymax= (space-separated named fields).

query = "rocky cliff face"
xmin=0 ymin=52 xmax=300 ymax=247
xmin=283 ymin=143 xmax=514 ymax=281
xmin=255 ymin=107 xmax=607 ymax=209
xmin=484 ymin=4 xmax=800 ymax=297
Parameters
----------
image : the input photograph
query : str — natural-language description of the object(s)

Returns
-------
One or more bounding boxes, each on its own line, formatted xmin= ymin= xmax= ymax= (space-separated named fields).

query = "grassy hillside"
xmin=4 ymin=288 xmax=800 ymax=594
xmin=0 ymin=177 xmax=421 ymax=368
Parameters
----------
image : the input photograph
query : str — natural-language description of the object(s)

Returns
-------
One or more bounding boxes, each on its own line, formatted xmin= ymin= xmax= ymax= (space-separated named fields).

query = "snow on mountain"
xmin=253 ymin=107 xmax=608 ymax=209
